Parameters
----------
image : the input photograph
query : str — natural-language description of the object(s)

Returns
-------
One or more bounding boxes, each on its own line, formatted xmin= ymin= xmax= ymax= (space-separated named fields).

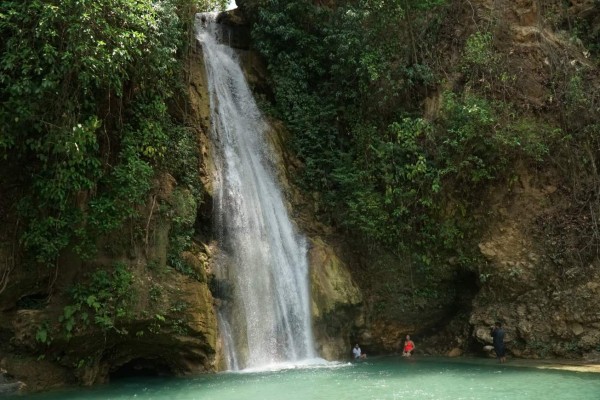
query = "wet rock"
xmin=447 ymin=348 xmax=463 ymax=357
xmin=309 ymin=237 xmax=362 ymax=317
xmin=571 ymin=323 xmax=584 ymax=336
xmin=309 ymin=237 xmax=363 ymax=360
xmin=0 ymin=358 xmax=71 ymax=393
xmin=0 ymin=381 xmax=26 ymax=396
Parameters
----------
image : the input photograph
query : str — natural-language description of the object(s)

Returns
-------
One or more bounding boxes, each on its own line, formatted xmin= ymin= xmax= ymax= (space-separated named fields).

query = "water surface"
xmin=25 ymin=357 xmax=600 ymax=400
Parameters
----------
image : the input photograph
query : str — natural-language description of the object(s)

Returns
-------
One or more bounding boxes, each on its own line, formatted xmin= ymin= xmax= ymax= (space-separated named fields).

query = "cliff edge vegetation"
xmin=239 ymin=0 xmax=600 ymax=359
xmin=0 ymin=0 xmax=227 ymax=392
xmin=1 ymin=0 xmax=600 ymax=393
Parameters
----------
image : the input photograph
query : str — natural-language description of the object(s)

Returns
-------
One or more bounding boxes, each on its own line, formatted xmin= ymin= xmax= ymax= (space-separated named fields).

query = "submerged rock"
xmin=0 ymin=369 xmax=26 ymax=396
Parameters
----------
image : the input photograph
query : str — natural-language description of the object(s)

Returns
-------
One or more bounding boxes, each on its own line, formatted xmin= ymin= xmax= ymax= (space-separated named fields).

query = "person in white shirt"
xmin=352 ymin=344 xmax=367 ymax=359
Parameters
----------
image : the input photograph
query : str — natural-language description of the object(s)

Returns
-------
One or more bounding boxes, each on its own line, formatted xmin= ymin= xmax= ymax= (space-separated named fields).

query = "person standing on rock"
xmin=490 ymin=322 xmax=506 ymax=363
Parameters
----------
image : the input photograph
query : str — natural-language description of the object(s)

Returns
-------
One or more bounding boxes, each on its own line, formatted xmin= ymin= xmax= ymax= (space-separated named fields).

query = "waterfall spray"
xmin=196 ymin=13 xmax=316 ymax=370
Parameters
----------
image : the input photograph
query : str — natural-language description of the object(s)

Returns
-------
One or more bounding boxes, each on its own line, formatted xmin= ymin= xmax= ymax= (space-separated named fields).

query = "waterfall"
xmin=195 ymin=13 xmax=316 ymax=370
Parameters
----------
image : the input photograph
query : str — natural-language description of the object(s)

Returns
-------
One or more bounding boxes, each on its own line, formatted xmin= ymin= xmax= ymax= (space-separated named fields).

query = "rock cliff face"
xmin=470 ymin=170 xmax=600 ymax=360
xmin=456 ymin=0 xmax=600 ymax=361
xmin=0 ymin=42 xmax=220 ymax=395
xmin=0 ymin=169 xmax=220 ymax=391
xmin=232 ymin=0 xmax=600 ymax=361
xmin=1 ymin=0 xmax=599 ymax=393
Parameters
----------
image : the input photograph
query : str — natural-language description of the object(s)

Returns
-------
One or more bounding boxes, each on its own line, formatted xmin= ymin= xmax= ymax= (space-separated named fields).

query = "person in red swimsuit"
xmin=402 ymin=335 xmax=415 ymax=357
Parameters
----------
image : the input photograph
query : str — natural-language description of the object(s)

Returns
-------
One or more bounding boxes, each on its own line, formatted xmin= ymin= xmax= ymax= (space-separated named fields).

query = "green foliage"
xmin=253 ymin=0 xmax=441 ymax=190
xmin=252 ymin=0 xmax=564 ymax=266
xmin=59 ymin=262 xmax=134 ymax=338
xmin=149 ymin=284 xmax=162 ymax=303
xmin=0 ymin=0 xmax=216 ymax=265
xmin=35 ymin=322 xmax=52 ymax=346
xmin=572 ymin=18 xmax=600 ymax=56
xmin=544 ymin=3 xmax=600 ymax=57
xmin=436 ymin=93 xmax=503 ymax=185
xmin=253 ymin=0 xmax=561 ymax=266
xmin=167 ymin=188 xmax=200 ymax=278
xmin=460 ymin=31 xmax=510 ymax=96
xmin=333 ymin=118 xmax=439 ymax=250
xmin=462 ymin=32 xmax=498 ymax=72
xmin=163 ymin=124 xmax=204 ymax=197
xmin=499 ymin=116 xmax=560 ymax=162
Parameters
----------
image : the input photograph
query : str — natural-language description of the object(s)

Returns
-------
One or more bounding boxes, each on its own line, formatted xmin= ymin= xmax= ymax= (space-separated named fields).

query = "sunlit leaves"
xmin=0 ymin=0 xmax=210 ymax=264
xmin=252 ymin=0 xmax=560 ymax=266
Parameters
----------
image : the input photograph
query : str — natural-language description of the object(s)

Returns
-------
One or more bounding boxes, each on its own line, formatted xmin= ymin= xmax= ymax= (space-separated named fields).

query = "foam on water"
xmin=237 ymin=358 xmax=347 ymax=374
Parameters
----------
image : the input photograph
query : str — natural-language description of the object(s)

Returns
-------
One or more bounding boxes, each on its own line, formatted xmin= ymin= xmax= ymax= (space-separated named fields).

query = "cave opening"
xmin=109 ymin=358 xmax=174 ymax=380
xmin=452 ymin=268 xmax=480 ymax=312
xmin=452 ymin=268 xmax=485 ymax=353
xmin=419 ymin=268 xmax=482 ymax=352
xmin=15 ymin=292 xmax=49 ymax=310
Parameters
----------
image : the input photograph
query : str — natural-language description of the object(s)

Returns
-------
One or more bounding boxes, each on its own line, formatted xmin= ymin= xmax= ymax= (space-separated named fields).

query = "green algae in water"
xmin=23 ymin=357 xmax=600 ymax=400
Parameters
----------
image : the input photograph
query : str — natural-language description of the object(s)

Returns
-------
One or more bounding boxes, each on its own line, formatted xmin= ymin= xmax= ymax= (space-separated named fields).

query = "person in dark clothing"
xmin=490 ymin=322 xmax=506 ymax=363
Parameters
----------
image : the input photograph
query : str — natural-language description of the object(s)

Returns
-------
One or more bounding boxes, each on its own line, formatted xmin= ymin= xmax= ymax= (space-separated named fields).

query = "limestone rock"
xmin=447 ymin=348 xmax=463 ymax=357
xmin=309 ymin=237 xmax=363 ymax=360
xmin=1 ymin=357 xmax=71 ymax=393
xmin=309 ymin=237 xmax=362 ymax=317
xmin=571 ymin=323 xmax=584 ymax=336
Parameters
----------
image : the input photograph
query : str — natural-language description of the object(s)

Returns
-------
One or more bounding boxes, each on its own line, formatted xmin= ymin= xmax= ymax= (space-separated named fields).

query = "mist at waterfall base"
xmin=23 ymin=357 xmax=600 ymax=400
xmin=196 ymin=13 xmax=318 ymax=371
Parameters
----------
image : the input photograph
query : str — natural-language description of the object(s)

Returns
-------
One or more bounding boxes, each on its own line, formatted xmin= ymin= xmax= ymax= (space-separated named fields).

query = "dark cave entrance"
xmin=109 ymin=358 xmax=174 ymax=380
xmin=15 ymin=292 xmax=49 ymax=310
xmin=449 ymin=268 xmax=483 ymax=353
xmin=452 ymin=268 xmax=480 ymax=314
xmin=420 ymin=268 xmax=482 ymax=352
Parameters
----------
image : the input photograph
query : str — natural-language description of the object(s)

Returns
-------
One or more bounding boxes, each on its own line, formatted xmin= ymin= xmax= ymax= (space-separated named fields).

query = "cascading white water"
xmin=195 ymin=13 xmax=316 ymax=370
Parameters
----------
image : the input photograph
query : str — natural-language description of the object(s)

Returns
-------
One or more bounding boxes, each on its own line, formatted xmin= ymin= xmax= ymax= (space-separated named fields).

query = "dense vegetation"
xmin=0 ymin=0 xmax=597 ymax=378
xmin=250 ymin=0 xmax=599 ymax=282
xmin=0 ymin=0 xmax=225 ymax=271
